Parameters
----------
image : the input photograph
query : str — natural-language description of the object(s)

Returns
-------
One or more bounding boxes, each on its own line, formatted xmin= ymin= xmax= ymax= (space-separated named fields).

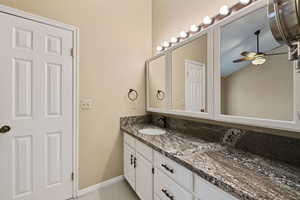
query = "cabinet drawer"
xmin=136 ymin=140 xmax=153 ymax=162
xmin=154 ymin=151 xmax=193 ymax=192
xmin=154 ymin=169 xmax=193 ymax=200
xmin=124 ymin=133 xmax=135 ymax=148
xmin=194 ymin=175 xmax=238 ymax=200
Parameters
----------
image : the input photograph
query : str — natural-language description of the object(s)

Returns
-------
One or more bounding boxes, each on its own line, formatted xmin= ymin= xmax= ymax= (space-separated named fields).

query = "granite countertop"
xmin=121 ymin=123 xmax=300 ymax=200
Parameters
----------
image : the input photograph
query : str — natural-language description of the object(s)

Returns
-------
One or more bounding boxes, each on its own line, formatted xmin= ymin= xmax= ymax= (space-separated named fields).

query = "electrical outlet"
xmin=80 ymin=99 xmax=93 ymax=110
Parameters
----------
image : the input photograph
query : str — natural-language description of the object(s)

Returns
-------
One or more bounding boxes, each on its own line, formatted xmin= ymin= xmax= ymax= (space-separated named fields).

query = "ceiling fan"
xmin=233 ymin=30 xmax=287 ymax=65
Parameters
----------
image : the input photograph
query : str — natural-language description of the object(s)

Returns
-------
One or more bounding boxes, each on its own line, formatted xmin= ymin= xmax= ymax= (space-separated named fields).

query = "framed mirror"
xmin=147 ymin=55 xmax=168 ymax=110
xmin=214 ymin=0 xmax=300 ymax=131
xmin=171 ymin=31 xmax=213 ymax=118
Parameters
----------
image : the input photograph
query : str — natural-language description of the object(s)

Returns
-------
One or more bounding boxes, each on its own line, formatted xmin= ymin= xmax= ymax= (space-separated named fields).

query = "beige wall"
xmin=149 ymin=55 xmax=167 ymax=108
xmin=172 ymin=35 xmax=207 ymax=110
xmin=221 ymin=46 xmax=293 ymax=121
xmin=152 ymin=0 xmax=236 ymax=54
xmin=0 ymin=0 xmax=151 ymax=189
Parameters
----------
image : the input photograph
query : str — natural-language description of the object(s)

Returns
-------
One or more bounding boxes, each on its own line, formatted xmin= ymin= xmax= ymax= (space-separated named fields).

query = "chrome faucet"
xmin=158 ymin=116 xmax=167 ymax=128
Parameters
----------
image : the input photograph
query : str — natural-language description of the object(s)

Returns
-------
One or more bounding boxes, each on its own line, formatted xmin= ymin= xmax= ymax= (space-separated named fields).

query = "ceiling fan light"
xmin=252 ymin=56 xmax=266 ymax=65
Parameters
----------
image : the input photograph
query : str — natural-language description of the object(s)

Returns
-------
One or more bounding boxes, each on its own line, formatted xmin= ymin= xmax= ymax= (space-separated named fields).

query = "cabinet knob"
xmin=161 ymin=188 xmax=174 ymax=200
xmin=161 ymin=164 xmax=174 ymax=173
xmin=134 ymin=157 xmax=137 ymax=168
xmin=130 ymin=155 xmax=133 ymax=165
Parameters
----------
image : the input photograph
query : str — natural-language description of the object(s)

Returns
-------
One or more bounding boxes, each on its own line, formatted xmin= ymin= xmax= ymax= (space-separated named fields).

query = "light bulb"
xmin=203 ymin=16 xmax=213 ymax=25
xmin=180 ymin=31 xmax=188 ymax=38
xmin=163 ymin=41 xmax=170 ymax=47
xmin=156 ymin=45 xmax=163 ymax=52
xmin=252 ymin=56 xmax=266 ymax=65
xmin=240 ymin=0 xmax=250 ymax=5
xmin=219 ymin=5 xmax=230 ymax=16
xmin=190 ymin=25 xmax=199 ymax=33
xmin=170 ymin=37 xmax=178 ymax=43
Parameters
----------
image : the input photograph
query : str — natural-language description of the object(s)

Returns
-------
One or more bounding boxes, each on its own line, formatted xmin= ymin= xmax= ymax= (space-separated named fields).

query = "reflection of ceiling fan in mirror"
xmin=233 ymin=30 xmax=286 ymax=65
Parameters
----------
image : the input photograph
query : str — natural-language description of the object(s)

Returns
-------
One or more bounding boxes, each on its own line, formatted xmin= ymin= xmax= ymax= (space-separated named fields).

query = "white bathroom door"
xmin=185 ymin=60 xmax=206 ymax=112
xmin=0 ymin=11 xmax=74 ymax=200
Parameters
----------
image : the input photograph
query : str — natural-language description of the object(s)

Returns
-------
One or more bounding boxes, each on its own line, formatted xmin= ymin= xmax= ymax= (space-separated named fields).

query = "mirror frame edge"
xmin=213 ymin=0 xmax=300 ymax=132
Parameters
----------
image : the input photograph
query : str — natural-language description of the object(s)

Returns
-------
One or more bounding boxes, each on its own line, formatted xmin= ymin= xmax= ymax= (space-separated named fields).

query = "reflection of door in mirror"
xmin=220 ymin=7 xmax=293 ymax=121
xmin=172 ymin=34 xmax=208 ymax=112
xmin=185 ymin=60 xmax=206 ymax=112
xmin=148 ymin=55 xmax=166 ymax=109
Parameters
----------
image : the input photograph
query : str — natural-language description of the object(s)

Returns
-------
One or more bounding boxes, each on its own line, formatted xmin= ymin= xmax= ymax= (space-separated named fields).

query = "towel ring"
xmin=128 ymin=89 xmax=138 ymax=101
xmin=156 ymin=90 xmax=165 ymax=101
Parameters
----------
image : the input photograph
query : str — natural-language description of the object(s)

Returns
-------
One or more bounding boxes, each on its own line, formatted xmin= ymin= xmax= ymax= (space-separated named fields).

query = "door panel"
xmin=136 ymin=153 xmax=153 ymax=200
xmin=13 ymin=136 xmax=33 ymax=198
xmin=185 ymin=60 xmax=206 ymax=112
xmin=124 ymin=144 xmax=136 ymax=190
xmin=0 ymin=11 xmax=74 ymax=200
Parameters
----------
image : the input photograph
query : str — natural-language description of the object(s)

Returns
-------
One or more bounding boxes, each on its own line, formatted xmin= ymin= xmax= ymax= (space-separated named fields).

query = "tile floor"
xmin=77 ymin=180 xmax=139 ymax=200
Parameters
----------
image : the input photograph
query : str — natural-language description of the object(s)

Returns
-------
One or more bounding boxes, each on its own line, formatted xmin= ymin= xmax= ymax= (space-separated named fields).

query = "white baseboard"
xmin=77 ymin=175 xmax=124 ymax=197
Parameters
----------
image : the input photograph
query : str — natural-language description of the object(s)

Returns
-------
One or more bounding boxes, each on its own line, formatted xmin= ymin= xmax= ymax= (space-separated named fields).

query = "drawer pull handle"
xmin=161 ymin=188 xmax=174 ymax=200
xmin=134 ymin=157 xmax=137 ymax=168
xmin=161 ymin=164 xmax=174 ymax=173
xmin=130 ymin=155 xmax=133 ymax=165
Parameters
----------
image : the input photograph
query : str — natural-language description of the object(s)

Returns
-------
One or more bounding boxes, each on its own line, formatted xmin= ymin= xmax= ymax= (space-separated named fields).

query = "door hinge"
xmin=70 ymin=48 xmax=74 ymax=57
xmin=152 ymin=167 xmax=155 ymax=174
xmin=71 ymin=172 xmax=74 ymax=181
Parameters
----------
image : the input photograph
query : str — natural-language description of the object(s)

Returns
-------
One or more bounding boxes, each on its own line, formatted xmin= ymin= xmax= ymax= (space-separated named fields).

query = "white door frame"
xmin=185 ymin=59 xmax=206 ymax=112
xmin=0 ymin=5 xmax=80 ymax=198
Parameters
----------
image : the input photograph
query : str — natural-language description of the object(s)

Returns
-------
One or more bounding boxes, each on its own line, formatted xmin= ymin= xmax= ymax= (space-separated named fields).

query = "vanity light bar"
xmin=157 ymin=0 xmax=254 ymax=53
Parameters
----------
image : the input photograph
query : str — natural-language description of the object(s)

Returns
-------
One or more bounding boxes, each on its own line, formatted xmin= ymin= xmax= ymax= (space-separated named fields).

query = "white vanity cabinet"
xmin=154 ymin=151 xmax=193 ymax=192
xmin=154 ymin=169 xmax=193 ymax=200
xmin=124 ymin=133 xmax=238 ymax=200
xmin=124 ymin=134 xmax=153 ymax=200
xmin=124 ymin=143 xmax=136 ymax=189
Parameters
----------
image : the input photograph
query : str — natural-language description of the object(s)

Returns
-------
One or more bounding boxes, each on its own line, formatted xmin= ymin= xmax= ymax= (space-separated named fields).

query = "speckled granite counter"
xmin=120 ymin=116 xmax=300 ymax=200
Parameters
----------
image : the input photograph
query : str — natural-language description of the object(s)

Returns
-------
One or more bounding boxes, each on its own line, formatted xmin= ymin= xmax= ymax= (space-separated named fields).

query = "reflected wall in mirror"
xmin=172 ymin=34 xmax=208 ymax=112
xmin=220 ymin=7 xmax=294 ymax=121
xmin=148 ymin=55 xmax=167 ymax=109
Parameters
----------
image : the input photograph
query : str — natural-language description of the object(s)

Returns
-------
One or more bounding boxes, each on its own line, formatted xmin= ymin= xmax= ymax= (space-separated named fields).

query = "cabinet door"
xmin=136 ymin=152 xmax=153 ymax=200
xmin=124 ymin=144 xmax=136 ymax=189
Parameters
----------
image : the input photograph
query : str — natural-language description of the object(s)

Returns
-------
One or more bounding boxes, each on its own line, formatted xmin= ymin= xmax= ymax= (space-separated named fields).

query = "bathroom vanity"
xmin=121 ymin=115 xmax=300 ymax=200
xmin=123 ymin=132 xmax=237 ymax=200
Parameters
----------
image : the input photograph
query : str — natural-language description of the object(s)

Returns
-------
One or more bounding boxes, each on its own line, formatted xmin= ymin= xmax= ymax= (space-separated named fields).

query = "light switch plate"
xmin=80 ymin=99 xmax=93 ymax=110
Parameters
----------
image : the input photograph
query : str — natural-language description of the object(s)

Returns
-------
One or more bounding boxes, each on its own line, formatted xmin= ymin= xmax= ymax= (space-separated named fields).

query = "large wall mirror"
xmin=146 ymin=0 xmax=299 ymax=132
xmin=148 ymin=55 xmax=167 ymax=109
xmin=171 ymin=33 xmax=211 ymax=114
xmin=220 ymin=6 xmax=294 ymax=122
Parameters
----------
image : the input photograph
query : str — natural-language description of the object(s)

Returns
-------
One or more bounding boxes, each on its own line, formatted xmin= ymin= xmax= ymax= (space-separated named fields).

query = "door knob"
xmin=0 ymin=125 xmax=11 ymax=134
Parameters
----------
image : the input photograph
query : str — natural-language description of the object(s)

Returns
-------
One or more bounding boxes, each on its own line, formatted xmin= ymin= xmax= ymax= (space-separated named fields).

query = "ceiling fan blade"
xmin=241 ymin=51 xmax=257 ymax=58
xmin=264 ymin=52 xmax=287 ymax=56
xmin=233 ymin=57 xmax=254 ymax=63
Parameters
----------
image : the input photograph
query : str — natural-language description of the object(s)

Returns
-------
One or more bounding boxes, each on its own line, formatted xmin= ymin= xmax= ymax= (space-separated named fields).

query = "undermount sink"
xmin=138 ymin=128 xmax=166 ymax=136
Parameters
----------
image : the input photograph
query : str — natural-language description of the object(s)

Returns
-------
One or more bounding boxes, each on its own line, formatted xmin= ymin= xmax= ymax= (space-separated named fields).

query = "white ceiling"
xmin=220 ymin=7 xmax=280 ymax=77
